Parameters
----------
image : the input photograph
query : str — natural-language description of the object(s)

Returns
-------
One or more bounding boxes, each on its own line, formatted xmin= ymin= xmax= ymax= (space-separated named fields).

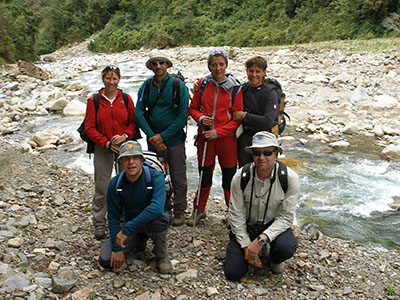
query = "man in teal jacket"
xmin=99 ymin=141 xmax=172 ymax=274
xmin=135 ymin=50 xmax=189 ymax=226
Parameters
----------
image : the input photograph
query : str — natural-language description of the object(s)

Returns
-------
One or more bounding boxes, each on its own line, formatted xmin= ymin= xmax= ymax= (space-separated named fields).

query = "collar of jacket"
xmin=210 ymin=73 xmax=241 ymax=92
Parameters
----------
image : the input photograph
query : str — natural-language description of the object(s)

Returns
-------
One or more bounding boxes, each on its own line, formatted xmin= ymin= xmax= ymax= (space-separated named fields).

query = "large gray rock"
xmin=2 ymin=274 xmax=30 ymax=291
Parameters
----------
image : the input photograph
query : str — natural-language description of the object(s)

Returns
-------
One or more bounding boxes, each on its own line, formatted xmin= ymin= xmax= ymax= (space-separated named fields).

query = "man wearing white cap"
xmin=99 ymin=141 xmax=172 ymax=274
xmin=224 ymin=131 xmax=300 ymax=280
xmin=135 ymin=50 xmax=189 ymax=227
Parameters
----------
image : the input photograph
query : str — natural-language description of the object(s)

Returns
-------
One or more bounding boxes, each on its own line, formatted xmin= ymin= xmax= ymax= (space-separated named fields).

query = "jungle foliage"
xmin=1 ymin=0 xmax=400 ymax=63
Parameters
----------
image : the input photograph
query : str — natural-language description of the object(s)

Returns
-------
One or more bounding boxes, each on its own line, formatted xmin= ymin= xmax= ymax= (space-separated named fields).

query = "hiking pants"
xmin=92 ymin=145 xmax=117 ymax=230
xmin=193 ymin=135 xmax=237 ymax=212
xmin=237 ymin=133 xmax=254 ymax=168
xmin=223 ymin=229 xmax=297 ymax=281
xmin=148 ymin=142 xmax=188 ymax=215
xmin=99 ymin=211 xmax=170 ymax=268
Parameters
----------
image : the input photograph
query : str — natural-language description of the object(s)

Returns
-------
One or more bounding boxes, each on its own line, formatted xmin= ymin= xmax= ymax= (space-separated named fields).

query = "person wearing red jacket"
xmin=188 ymin=50 xmax=243 ymax=226
xmin=84 ymin=66 xmax=136 ymax=240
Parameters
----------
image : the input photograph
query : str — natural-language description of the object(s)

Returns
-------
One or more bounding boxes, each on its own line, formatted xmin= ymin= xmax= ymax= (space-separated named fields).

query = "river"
xmin=16 ymin=58 xmax=400 ymax=251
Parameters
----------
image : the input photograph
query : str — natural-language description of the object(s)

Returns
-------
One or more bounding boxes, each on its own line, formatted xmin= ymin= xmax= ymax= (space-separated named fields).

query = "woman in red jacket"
xmin=84 ymin=66 xmax=136 ymax=240
xmin=188 ymin=50 xmax=243 ymax=226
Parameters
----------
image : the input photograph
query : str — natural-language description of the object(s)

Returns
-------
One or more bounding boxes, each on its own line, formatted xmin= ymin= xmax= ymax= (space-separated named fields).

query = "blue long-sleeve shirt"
xmin=107 ymin=167 xmax=166 ymax=252
xmin=135 ymin=73 xmax=189 ymax=147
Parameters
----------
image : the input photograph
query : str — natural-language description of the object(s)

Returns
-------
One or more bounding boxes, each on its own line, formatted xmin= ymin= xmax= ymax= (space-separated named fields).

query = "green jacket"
xmin=135 ymin=74 xmax=189 ymax=147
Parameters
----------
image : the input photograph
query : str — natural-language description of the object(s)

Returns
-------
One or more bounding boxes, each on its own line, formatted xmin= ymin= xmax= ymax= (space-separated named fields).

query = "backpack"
xmin=199 ymin=74 xmax=241 ymax=108
xmin=77 ymin=92 xmax=141 ymax=154
xmin=139 ymin=72 xmax=187 ymax=139
xmin=140 ymin=71 xmax=186 ymax=116
xmin=240 ymin=160 xmax=288 ymax=193
xmin=115 ymin=151 xmax=173 ymax=214
xmin=242 ymin=78 xmax=290 ymax=136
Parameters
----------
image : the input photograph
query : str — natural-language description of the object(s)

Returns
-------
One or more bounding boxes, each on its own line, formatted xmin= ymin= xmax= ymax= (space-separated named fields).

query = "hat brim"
xmin=146 ymin=57 xmax=173 ymax=69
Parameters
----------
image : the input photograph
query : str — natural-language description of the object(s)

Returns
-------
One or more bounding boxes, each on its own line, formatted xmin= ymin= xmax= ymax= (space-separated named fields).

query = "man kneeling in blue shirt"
xmin=98 ymin=141 xmax=172 ymax=274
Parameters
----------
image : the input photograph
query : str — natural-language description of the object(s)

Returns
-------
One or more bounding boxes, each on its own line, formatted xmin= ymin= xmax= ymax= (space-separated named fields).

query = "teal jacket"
xmin=107 ymin=168 xmax=166 ymax=252
xmin=135 ymin=74 xmax=189 ymax=147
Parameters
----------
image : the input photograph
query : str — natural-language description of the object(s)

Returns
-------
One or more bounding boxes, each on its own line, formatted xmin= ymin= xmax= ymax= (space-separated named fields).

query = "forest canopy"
xmin=1 ymin=0 xmax=399 ymax=64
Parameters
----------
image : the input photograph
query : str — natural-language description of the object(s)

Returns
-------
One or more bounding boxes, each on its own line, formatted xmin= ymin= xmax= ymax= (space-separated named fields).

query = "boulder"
xmin=380 ymin=144 xmax=400 ymax=161
xmin=367 ymin=95 xmax=399 ymax=111
xmin=33 ymin=131 xmax=60 ymax=147
xmin=18 ymin=61 xmax=50 ymax=81
xmin=63 ymin=100 xmax=86 ymax=116
xmin=66 ymin=82 xmax=83 ymax=91
xmin=330 ymin=140 xmax=350 ymax=148
xmin=45 ymin=97 xmax=69 ymax=112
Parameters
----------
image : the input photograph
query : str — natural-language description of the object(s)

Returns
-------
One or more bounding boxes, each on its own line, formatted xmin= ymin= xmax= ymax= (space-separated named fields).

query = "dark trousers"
xmin=99 ymin=211 xmax=170 ymax=269
xmin=237 ymin=133 xmax=253 ymax=168
xmin=223 ymin=229 xmax=297 ymax=281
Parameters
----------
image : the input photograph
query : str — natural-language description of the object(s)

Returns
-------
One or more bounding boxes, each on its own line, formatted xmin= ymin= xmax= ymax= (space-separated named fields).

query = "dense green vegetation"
xmin=1 ymin=0 xmax=400 ymax=64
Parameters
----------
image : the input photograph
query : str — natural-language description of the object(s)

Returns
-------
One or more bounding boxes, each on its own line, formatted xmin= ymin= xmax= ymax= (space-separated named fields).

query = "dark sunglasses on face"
xmin=252 ymin=149 xmax=277 ymax=157
xmin=150 ymin=60 xmax=166 ymax=67
xmin=102 ymin=66 xmax=120 ymax=74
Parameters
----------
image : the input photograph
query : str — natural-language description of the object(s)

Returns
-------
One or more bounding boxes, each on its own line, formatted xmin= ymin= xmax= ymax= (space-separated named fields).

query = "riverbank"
xmin=0 ymin=141 xmax=399 ymax=299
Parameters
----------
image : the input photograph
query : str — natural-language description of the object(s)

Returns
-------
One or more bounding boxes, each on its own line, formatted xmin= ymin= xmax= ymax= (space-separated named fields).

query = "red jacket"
xmin=85 ymin=89 xmax=136 ymax=147
xmin=189 ymin=75 xmax=243 ymax=138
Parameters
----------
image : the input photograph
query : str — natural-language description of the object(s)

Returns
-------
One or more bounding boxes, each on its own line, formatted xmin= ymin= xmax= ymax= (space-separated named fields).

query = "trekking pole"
xmin=193 ymin=114 xmax=211 ymax=229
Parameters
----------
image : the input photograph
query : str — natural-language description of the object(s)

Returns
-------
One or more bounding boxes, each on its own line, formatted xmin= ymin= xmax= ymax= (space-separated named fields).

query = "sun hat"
xmin=146 ymin=50 xmax=173 ymax=69
xmin=245 ymin=131 xmax=283 ymax=154
xmin=118 ymin=141 xmax=144 ymax=160
xmin=207 ymin=49 xmax=228 ymax=71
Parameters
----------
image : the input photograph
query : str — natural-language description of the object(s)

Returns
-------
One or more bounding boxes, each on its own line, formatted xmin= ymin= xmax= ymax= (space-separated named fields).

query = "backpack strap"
xmin=240 ymin=161 xmax=288 ymax=193
xmin=172 ymin=76 xmax=181 ymax=110
xmin=276 ymin=160 xmax=288 ymax=193
xmin=115 ymin=166 xmax=154 ymax=216
xmin=92 ymin=93 xmax=100 ymax=120
xmin=240 ymin=162 xmax=252 ymax=192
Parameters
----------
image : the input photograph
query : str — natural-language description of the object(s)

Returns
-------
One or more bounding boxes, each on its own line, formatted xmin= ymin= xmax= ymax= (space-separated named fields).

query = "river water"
xmin=18 ymin=59 xmax=400 ymax=250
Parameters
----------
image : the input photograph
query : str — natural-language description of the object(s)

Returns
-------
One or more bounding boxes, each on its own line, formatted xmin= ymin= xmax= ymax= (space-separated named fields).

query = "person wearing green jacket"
xmin=135 ymin=50 xmax=189 ymax=227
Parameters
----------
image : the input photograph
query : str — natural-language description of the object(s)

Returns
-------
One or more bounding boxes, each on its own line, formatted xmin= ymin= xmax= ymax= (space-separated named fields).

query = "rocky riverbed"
xmin=0 ymin=141 xmax=399 ymax=299
xmin=0 ymin=39 xmax=400 ymax=299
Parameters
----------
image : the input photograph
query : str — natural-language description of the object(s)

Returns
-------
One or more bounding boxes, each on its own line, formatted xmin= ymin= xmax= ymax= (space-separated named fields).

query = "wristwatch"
xmin=123 ymin=133 xmax=129 ymax=140
xmin=257 ymin=236 xmax=267 ymax=246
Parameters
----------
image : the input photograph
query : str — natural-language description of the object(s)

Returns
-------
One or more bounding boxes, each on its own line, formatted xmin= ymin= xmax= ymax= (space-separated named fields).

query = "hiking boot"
xmin=172 ymin=213 xmax=185 ymax=226
xmin=157 ymin=256 xmax=172 ymax=274
xmin=94 ymin=228 xmax=106 ymax=240
xmin=186 ymin=211 xmax=206 ymax=226
xmin=270 ymin=261 xmax=285 ymax=274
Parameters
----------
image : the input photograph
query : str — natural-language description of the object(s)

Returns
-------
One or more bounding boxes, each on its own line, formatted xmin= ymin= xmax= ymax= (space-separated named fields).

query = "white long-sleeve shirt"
xmin=229 ymin=161 xmax=300 ymax=248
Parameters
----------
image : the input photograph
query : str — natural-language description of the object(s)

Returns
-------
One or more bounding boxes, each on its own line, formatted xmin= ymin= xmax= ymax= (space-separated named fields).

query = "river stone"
xmin=7 ymin=237 xmax=23 ymax=248
xmin=71 ymin=287 xmax=96 ymax=300
xmin=18 ymin=61 xmax=50 ymax=80
xmin=63 ymin=99 xmax=86 ymax=116
xmin=66 ymin=82 xmax=83 ymax=91
xmin=380 ymin=144 xmax=400 ymax=161
xmin=46 ymin=97 xmax=69 ymax=112
xmin=329 ymin=141 xmax=350 ymax=148
xmin=33 ymin=131 xmax=59 ymax=147
xmin=368 ymin=95 xmax=399 ymax=110
xmin=2 ymin=274 xmax=30 ymax=291
xmin=35 ymin=277 xmax=52 ymax=289
xmin=389 ymin=197 xmax=400 ymax=210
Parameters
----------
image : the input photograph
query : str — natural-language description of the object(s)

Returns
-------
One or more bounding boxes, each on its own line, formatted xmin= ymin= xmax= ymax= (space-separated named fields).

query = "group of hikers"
xmin=83 ymin=49 xmax=300 ymax=280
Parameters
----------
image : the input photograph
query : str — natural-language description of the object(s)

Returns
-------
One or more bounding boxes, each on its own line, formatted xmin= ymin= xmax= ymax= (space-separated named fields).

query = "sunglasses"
xmin=150 ymin=60 xmax=166 ymax=67
xmin=252 ymin=149 xmax=277 ymax=157
xmin=102 ymin=66 xmax=120 ymax=74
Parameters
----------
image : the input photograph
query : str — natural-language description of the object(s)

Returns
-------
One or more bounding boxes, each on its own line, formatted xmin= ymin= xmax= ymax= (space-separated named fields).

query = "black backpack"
xmin=77 ymin=93 xmax=141 ymax=154
xmin=242 ymin=78 xmax=290 ymax=136
xmin=138 ymin=72 xmax=187 ymax=139
xmin=140 ymin=72 xmax=186 ymax=117
xmin=240 ymin=160 xmax=288 ymax=193
xmin=115 ymin=150 xmax=173 ymax=214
